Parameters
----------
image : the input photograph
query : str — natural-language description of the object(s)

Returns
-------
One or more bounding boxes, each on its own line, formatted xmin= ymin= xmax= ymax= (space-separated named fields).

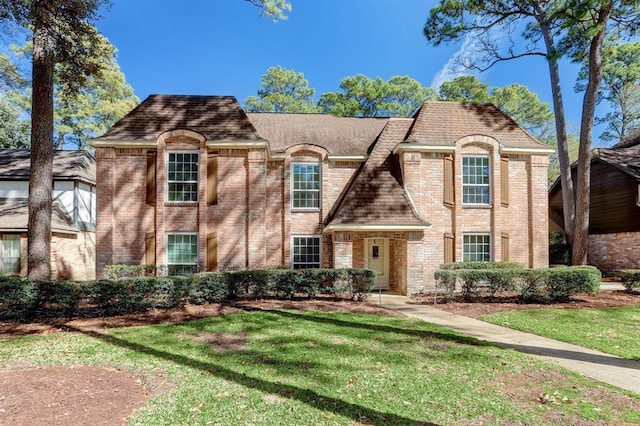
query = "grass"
xmin=2 ymin=310 xmax=639 ymax=425
xmin=480 ymin=306 xmax=640 ymax=361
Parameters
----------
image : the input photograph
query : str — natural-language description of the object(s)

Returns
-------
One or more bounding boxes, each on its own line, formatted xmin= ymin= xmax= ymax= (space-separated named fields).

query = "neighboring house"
xmin=549 ymin=132 xmax=640 ymax=275
xmin=0 ymin=149 xmax=96 ymax=280
xmin=91 ymin=95 xmax=551 ymax=294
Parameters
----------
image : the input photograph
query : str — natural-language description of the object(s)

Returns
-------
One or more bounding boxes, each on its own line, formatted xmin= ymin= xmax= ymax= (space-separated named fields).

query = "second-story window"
xmin=462 ymin=156 xmax=490 ymax=204
xmin=292 ymin=162 xmax=320 ymax=209
xmin=168 ymin=152 xmax=198 ymax=202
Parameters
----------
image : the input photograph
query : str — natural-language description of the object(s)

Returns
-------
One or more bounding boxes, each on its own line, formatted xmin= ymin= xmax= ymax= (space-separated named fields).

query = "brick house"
xmin=92 ymin=95 xmax=551 ymax=294
xmin=0 ymin=149 xmax=96 ymax=280
xmin=549 ymin=132 xmax=640 ymax=275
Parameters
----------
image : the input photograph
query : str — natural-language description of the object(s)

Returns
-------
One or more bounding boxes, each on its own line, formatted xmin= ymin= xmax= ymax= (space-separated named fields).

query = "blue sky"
xmin=95 ymin=0 xmax=589 ymax=137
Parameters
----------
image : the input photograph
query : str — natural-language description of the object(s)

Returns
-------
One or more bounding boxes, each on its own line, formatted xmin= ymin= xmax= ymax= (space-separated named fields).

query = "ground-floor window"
xmin=292 ymin=235 xmax=321 ymax=269
xmin=167 ymin=233 xmax=198 ymax=275
xmin=0 ymin=234 xmax=20 ymax=274
xmin=463 ymin=234 xmax=491 ymax=262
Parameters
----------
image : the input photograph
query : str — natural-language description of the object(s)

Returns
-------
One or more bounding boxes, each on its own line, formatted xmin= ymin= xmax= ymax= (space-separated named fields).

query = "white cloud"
xmin=430 ymin=34 xmax=482 ymax=89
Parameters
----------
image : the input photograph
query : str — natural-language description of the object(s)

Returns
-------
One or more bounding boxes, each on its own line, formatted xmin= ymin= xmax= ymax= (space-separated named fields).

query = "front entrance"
xmin=365 ymin=238 xmax=389 ymax=290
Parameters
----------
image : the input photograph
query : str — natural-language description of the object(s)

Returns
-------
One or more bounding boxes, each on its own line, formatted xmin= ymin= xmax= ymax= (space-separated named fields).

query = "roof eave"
xmin=325 ymin=224 xmax=431 ymax=232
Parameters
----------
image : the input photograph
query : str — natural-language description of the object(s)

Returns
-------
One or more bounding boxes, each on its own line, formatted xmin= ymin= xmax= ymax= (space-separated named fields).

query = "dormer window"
xmin=168 ymin=152 xmax=198 ymax=202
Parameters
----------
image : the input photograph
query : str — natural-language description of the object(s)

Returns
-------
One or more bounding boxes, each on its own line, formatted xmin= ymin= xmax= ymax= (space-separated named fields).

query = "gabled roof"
xmin=0 ymin=198 xmax=77 ymax=233
xmin=247 ymin=113 xmax=388 ymax=156
xmin=0 ymin=149 xmax=95 ymax=184
xmin=611 ymin=130 xmax=640 ymax=149
xmin=403 ymin=102 xmax=546 ymax=149
xmin=593 ymin=148 xmax=640 ymax=180
xmin=326 ymin=118 xmax=429 ymax=229
xmin=96 ymin=95 xmax=262 ymax=142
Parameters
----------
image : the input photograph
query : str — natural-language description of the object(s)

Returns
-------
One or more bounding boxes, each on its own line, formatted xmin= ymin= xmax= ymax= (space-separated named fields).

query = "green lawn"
xmin=2 ymin=310 xmax=639 ymax=425
xmin=481 ymin=306 xmax=640 ymax=360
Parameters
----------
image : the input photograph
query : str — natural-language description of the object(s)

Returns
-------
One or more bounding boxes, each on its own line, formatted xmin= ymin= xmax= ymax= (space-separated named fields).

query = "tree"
xmin=318 ymin=74 xmax=435 ymax=117
xmin=438 ymin=75 xmax=491 ymax=103
xmin=0 ymin=97 xmax=29 ymax=147
xmin=424 ymin=0 xmax=640 ymax=265
xmin=578 ymin=41 xmax=640 ymax=144
xmin=438 ymin=75 xmax=555 ymax=140
xmin=244 ymin=66 xmax=318 ymax=113
xmin=491 ymin=83 xmax=554 ymax=140
xmin=0 ymin=0 xmax=290 ymax=281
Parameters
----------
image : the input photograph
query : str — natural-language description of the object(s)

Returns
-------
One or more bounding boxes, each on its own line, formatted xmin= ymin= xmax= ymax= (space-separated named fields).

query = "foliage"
xmin=577 ymin=40 xmax=640 ymax=144
xmin=318 ymin=74 xmax=436 ymax=117
xmin=619 ymin=269 xmax=640 ymax=292
xmin=244 ymin=66 xmax=318 ymax=113
xmin=103 ymin=264 xmax=156 ymax=280
xmin=423 ymin=0 xmax=640 ymax=266
xmin=439 ymin=261 xmax=524 ymax=270
xmin=549 ymin=232 xmax=572 ymax=265
xmin=482 ymin=306 xmax=640 ymax=361
xmin=438 ymin=75 xmax=491 ymax=103
xmin=434 ymin=265 xmax=601 ymax=302
xmin=0 ymin=268 xmax=377 ymax=321
xmin=0 ymin=96 xmax=30 ymax=148
xmin=245 ymin=0 xmax=291 ymax=20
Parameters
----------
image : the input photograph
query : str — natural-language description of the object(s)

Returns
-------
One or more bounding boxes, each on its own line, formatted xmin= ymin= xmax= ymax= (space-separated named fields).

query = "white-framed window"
xmin=292 ymin=235 xmax=321 ymax=269
xmin=0 ymin=234 xmax=21 ymax=274
xmin=167 ymin=233 xmax=198 ymax=275
xmin=463 ymin=234 xmax=491 ymax=262
xmin=167 ymin=152 xmax=199 ymax=202
xmin=462 ymin=156 xmax=490 ymax=204
xmin=291 ymin=162 xmax=320 ymax=209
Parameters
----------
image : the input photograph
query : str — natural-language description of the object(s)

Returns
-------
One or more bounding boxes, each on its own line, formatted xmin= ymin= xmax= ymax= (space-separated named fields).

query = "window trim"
xmin=166 ymin=232 xmax=199 ymax=275
xmin=462 ymin=233 xmax=492 ymax=262
xmin=166 ymin=150 xmax=199 ymax=203
xmin=291 ymin=234 xmax=322 ymax=269
xmin=462 ymin=155 xmax=491 ymax=206
xmin=290 ymin=162 xmax=321 ymax=210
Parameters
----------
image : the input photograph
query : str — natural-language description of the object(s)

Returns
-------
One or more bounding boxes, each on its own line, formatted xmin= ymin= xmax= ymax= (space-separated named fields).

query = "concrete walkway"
xmin=374 ymin=294 xmax=640 ymax=395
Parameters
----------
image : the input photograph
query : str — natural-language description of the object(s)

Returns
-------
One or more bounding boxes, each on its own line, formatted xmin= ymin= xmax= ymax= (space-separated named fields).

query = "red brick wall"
xmin=588 ymin=232 xmax=640 ymax=275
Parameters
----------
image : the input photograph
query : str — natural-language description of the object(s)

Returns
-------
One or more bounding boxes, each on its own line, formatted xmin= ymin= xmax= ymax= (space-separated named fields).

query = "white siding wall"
xmin=0 ymin=181 xmax=29 ymax=198
xmin=53 ymin=181 xmax=75 ymax=220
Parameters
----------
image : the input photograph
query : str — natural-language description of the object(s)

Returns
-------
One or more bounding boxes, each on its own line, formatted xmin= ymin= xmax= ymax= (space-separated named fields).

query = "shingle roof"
xmin=0 ymin=198 xmax=76 ymax=233
xmin=327 ymin=119 xmax=429 ymax=227
xmin=403 ymin=102 xmax=546 ymax=149
xmin=0 ymin=149 xmax=95 ymax=183
xmin=97 ymin=95 xmax=262 ymax=142
xmin=593 ymin=147 xmax=640 ymax=180
xmin=247 ymin=113 xmax=388 ymax=156
xmin=611 ymin=130 xmax=640 ymax=149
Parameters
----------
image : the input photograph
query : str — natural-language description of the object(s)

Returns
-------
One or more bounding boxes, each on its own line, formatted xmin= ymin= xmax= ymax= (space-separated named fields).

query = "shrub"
xmin=37 ymin=280 xmax=88 ymax=317
xmin=273 ymin=270 xmax=303 ymax=299
xmin=0 ymin=275 xmax=38 ymax=320
xmin=544 ymin=266 xmax=601 ymax=301
xmin=549 ymin=232 xmax=571 ymax=265
xmin=518 ymin=269 xmax=548 ymax=301
xmin=619 ymin=269 xmax=640 ymax=293
xmin=348 ymin=268 xmax=376 ymax=301
xmin=434 ymin=270 xmax=457 ymax=299
xmin=104 ymin=264 xmax=156 ymax=279
xmin=440 ymin=261 xmax=524 ymax=270
xmin=189 ymin=273 xmax=227 ymax=304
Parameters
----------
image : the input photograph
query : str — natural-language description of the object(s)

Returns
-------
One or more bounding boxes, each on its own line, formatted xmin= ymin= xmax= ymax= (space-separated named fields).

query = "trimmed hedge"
xmin=434 ymin=265 xmax=601 ymax=302
xmin=439 ymin=261 xmax=524 ymax=270
xmin=0 ymin=268 xmax=376 ymax=321
xmin=620 ymin=269 xmax=640 ymax=292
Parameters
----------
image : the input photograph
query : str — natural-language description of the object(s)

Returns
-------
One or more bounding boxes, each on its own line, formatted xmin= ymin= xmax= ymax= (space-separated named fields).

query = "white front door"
xmin=365 ymin=238 xmax=389 ymax=289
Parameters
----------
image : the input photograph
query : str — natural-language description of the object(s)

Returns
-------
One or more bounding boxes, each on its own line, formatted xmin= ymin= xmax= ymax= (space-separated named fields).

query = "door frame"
xmin=364 ymin=237 xmax=389 ymax=289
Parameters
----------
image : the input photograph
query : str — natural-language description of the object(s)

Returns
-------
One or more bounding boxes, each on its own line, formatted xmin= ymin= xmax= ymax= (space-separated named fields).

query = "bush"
xmin=104 ymin=264 xmax=156 ymax=279
xmin=544 ymin=266 xmax=601 ymax=301
xmin=549 ymin=232 xmax=571 ymax=265
xmin=440 ymin=261 xmax=524 ymax=270
xmin=37 ymin=280 xmax=88 ymax=317
xmin=0 ymin=275 xmax=38 ymax=320
xmin=189 ymin=273 xmax=227 ymax=304
xmin=349 ymin=268 xmax=376 ymax=301
xmin=433 ymin=265 xmax=602 ymax=302
xmin=619 ymin=269 xmax=640 ymax=293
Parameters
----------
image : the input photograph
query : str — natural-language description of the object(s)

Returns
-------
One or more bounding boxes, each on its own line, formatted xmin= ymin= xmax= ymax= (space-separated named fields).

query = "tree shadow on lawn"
xmin=64 ymin=323 xmax=439 ymax=426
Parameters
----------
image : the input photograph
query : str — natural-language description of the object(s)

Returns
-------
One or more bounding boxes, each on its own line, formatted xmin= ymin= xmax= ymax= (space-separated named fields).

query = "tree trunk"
xmin=572 ymin=4 xmax=611 ymax=265
xmin=539 ymin=20 xmax=575 ymax=245
xmin=28 ymin=2 xmax=55 ymax=281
